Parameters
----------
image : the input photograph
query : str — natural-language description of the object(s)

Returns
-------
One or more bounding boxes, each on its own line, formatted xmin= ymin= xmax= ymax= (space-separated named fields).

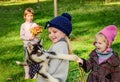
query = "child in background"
xmin=20 ymin=7 xmax=42 ymax=79
xmin=77 ymin=25 xmax=120 ymax=82
xmin=37 ymin=12 xmax=73 ymax=82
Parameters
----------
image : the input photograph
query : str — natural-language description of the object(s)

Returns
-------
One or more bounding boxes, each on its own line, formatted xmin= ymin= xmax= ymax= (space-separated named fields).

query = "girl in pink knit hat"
xmin=77 ymin=25 xmax=120 ymax=82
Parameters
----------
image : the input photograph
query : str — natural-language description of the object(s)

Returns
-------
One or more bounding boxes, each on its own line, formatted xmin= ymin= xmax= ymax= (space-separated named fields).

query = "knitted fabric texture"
xmin=45 ymin=13 xmax=72 ymax=36
xmin=99 ymin=25 xmax=117 ymax=52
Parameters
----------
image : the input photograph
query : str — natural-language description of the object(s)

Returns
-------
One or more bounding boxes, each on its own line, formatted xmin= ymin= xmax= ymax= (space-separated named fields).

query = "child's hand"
xmin=29 ymin=36 xmax=35 ymax=40
xmin=76 ymin=58 xmax=83 ymax=64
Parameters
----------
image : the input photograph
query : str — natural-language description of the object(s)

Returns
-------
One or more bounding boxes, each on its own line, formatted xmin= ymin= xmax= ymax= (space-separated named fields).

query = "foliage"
xmin=0 ymin=0 xmax=120 ymax=82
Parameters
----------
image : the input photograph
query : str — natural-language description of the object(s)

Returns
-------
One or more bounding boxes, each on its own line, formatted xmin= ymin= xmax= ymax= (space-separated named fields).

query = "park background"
xmin=0 ymin=0 xmax=120 ymax=82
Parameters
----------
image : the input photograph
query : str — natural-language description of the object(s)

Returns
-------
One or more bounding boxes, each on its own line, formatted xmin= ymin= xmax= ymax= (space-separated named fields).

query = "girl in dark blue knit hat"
xmin=37 ymin=12 xmax=72 ymax=82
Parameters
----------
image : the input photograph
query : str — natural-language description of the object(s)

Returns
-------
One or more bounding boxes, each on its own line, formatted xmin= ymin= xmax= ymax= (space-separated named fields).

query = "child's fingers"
xmin=76 ymin=58 xmax=83 ymax=64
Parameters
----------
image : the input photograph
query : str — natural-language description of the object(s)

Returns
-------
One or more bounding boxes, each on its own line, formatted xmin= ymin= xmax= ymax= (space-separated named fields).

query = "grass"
xmin=0 ymin=0 xmax=120 ymax=82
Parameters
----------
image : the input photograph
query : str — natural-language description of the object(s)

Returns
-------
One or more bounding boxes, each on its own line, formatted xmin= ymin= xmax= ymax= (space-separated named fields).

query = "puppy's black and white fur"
xmin=16 ymin=40 xmax=79 ymax=82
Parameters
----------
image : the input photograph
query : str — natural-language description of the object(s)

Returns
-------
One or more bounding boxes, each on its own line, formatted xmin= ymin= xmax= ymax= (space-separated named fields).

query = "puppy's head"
xmin=27 ymin=39 xmax=47 ymax=63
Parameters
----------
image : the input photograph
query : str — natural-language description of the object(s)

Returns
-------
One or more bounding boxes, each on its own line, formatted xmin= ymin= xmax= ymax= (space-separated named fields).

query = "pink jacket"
xmin=20 ymin=22 xmax=38 ymax=47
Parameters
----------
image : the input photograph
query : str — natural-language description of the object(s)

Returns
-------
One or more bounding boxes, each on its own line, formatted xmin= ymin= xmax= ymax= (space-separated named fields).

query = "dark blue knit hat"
xmin=45 ymin=13 xmax=72 ymax=36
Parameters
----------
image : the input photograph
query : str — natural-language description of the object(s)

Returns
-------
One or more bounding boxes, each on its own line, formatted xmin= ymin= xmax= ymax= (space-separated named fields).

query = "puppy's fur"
xmin=16 ymin=40 xmax=79 ymax=82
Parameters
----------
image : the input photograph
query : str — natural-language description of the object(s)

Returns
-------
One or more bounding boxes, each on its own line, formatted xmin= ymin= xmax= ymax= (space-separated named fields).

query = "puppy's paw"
xmin=16 ymin=61 xmax=27 ymax=66
xmin=16 ymin=61 xmax=21 ymax=65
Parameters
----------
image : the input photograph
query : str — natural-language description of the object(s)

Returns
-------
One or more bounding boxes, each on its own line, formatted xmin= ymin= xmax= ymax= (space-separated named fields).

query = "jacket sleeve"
xmin=111 ymin=66 xmax=120 ymax=82
xmin=79 ymin=57 xmax=93 ymax=73
xmin=48 ymin=41 xmax=69 ymax=82
xmin=20 ymin=24 xmax=28 ymax=40
xmin=20 ymin=24 xmax=29 ymax=41
xmin=79 ymin=51 xmax=95 ymax=73
xmin=110 ymin=52 xmax=120 ymax=81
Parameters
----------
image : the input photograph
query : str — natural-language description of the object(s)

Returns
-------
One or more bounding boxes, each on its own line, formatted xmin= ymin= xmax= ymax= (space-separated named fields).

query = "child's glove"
xmin=30 ymin=25 xmax=42 ymax=35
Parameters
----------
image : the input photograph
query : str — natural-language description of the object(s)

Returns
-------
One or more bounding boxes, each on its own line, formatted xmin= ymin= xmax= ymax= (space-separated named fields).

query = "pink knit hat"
xmin=99 ymin=25 xmax=117 ymax=52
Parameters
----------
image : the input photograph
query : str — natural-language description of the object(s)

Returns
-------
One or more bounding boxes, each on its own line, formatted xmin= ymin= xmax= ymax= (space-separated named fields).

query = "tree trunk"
xmin=105 ymin=0 xmax=112 ymax=3
xmin=38 ymin=0 xmax=40 ymax=11
xmin=54 ymin=0 xmax=57 ymax=17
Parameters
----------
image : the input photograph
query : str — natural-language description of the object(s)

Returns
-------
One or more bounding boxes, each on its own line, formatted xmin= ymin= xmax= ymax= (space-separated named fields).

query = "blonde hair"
xmin=96 ymin=33 xmax=108 ymax=44
xmin=64 ymin=36 xmax=73 ymax=54
xmin=23 ymin=7 xmax=34 ymax=19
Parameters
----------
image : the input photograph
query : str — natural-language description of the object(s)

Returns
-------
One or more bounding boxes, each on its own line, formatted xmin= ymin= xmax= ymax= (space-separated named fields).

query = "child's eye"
xmin=98 ymin=42 xmax=102 ymax=44
xmin=53 ymin=31 xmax=57 ymax=33
xmin=48 ymin=32 xmax=51 ymax=34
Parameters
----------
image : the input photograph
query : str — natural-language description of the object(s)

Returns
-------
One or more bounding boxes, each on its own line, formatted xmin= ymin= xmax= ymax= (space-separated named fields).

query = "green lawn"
xmin=0 ymin=0 xmax=120 ymax=82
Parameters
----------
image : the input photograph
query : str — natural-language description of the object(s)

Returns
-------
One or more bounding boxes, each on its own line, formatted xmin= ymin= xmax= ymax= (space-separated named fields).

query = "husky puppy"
xmin=16 ymin=40 xmax=79 ymax=82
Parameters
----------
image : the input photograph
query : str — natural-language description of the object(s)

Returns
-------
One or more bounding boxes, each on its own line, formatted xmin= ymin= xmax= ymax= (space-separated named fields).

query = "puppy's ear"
xmin=38 ymin=39 xmax=43 ymax=45
xmin=27 ymin=42 xmax=33 ymax=54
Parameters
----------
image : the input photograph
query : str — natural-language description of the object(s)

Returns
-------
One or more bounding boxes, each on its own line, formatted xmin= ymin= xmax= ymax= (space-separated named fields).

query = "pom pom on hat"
xmin=99 ymin=25 xmax=117 ymax=52
xmin=61 ymin=12 xmax=72 ymax=21
xmin=45 ymin=12 xmax=72 ymax=36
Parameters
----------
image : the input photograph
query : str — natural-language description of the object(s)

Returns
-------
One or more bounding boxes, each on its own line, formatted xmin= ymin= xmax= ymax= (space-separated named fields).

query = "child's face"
xmin=94 ymin=34 xmax=108 ymax=53
xmin=48 ymin=27 xmax=66 ymax=43
xmin=24 ymin=13 xmax=33 ymax=22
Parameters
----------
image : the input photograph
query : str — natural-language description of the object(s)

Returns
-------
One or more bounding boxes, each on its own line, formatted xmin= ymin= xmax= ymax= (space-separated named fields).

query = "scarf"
xmin=96 ymin=49 xmax=113 ymax=64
